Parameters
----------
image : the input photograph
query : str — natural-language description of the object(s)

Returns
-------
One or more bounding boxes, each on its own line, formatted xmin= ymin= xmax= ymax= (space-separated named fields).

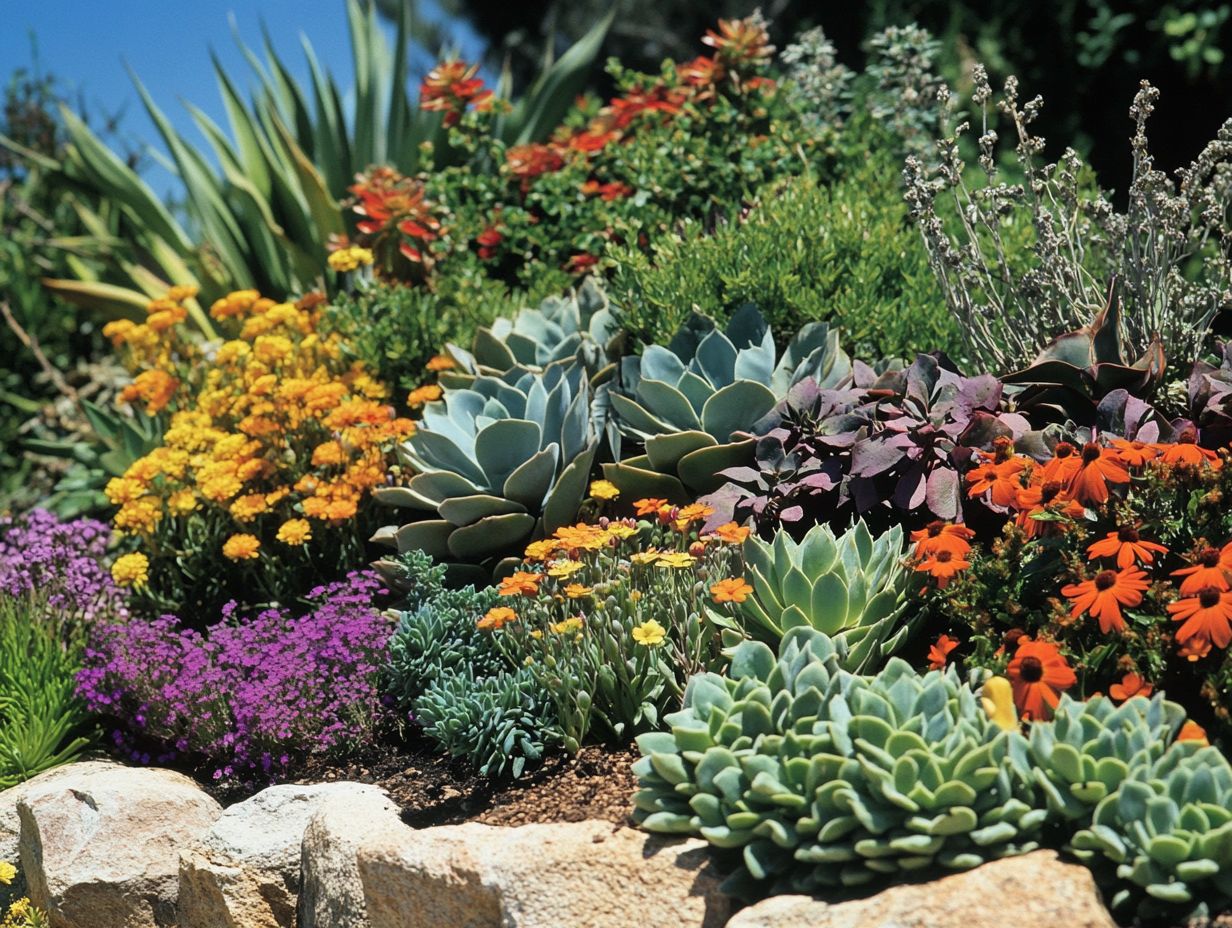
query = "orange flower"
xmin=419 ymin=59 xmax=493 ymax=126
xmin=675 ymin=503 xmax=714 ymax=525
xmin=633 ymin=498 xmax=668 ymax=517
xmin=1168 ymin=586 xmax=1232 ymax=651
xmin=1014 ymin=481 xmax=1085 ymax=538
xmin=477 ymin=606 xmax=517 ymax=631
xmin=407 ymin=384 xmax=443 ymax=408
xmin=1178 ymin=720 xmax=1209 ymax=744
xmin=927 ymin=634 xmax=959 ymax=670
xmin=1067 ymin=442 xmax=1129 ymax=506
xmin=909 ymin=521 xmax=975 ymax=559
xmin=1006 ymin=640 xmax=1076 ymax=721
xmin=498 ymin=571 xmax=542 ymax=597
xmin=914 ymin=549 xmax=970 ymax=589
xmin=1159 ymin=428 xmax=1221 ymax=469
xmin=1041 ymin=442 xmax=1082 ymax=485
xmin=425 ymin=354 xmax=455 ymax=372
xmin=710 ymin=578 xmax=753 ymax=604
xmin=1171 ymin=546 xmax=1232 ymax=595
xmin=1061 ymin=567 xmax=1149 ymax=634
xmin=1110 ymin=438 xmax=1160 ymax=468
xmin=1086 ymin=526 xmax=1168 ymax=568
xmin=965 ymin=457 xmax=1028 ymax=508
xmin=711 ymin=522 xmax=751 ymax=544
xmin=1109 ymin=672 xmax=1153 ymax=702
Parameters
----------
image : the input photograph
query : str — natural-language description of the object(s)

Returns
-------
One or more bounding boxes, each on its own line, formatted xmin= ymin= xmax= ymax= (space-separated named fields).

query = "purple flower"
xmin=76 ymin=571 xmax=392 ymax=784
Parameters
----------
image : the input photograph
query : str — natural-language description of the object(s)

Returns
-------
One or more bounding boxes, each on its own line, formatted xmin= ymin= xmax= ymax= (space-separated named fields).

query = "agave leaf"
xmin=701 ymin=382 xmax=777 ymax=443
xmin=544 ymin=444 xmax=598 ymax=534
xmin=644 ymin=431 xmax=717 ymax=473
xmin=602 ymin=460 xmax=689 ymax=504
xmin=389 ymin=520 xmax=454 ymax=558
xmin=447 ymin=513 xmax=537 ymax=559
xmin=438 ymin=495 xmax=530 ymax=527
xmin=677 ymin=440 xmax=757 ymax=496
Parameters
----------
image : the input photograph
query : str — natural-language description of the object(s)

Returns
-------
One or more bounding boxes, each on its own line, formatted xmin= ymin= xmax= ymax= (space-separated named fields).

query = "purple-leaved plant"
xmin=76 ymin=570 xmax=392 ymax=783
xmin=0 ymin=508 xmax=128 ymax=623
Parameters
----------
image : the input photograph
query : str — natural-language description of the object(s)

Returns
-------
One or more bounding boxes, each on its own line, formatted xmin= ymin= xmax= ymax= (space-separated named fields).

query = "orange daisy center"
xmin=1199 ymin=587 xmax=1222 ymax=608
xmin=1094 ymin=570 xmax=1118 ymax=591
xmin=1019 ymin=656 xmax=1044 ymax=683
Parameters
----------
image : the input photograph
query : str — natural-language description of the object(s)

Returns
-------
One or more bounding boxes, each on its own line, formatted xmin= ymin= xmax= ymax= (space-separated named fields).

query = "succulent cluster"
xmin=605 ymin=305 xmax=852 ymax=502
xmin=729 ymin=521 xmax=914 ymax=672
xmin=377 ymin=359 xmax=598 ymax=578
xmin=634 ymin=629 xmax=1044 ymax=898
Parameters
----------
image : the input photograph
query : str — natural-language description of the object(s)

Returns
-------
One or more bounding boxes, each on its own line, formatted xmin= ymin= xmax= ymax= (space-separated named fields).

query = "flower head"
xmin=710 ymin=578 xmax=753 ymax=604
xmin=1067 ymin=442 xmax=1129 ymax=506
xmin=1086 ymin=526 xmax=1168 ymax=568
xmin=914 ymin=548 xmax=970 ymax=589
xmin=477 ymin=606 xmax=517 ymax=631
xmin=498 ymin=571 xmax=542 ymax=597
xmin=927 ymin=634 xmax=959 ymax=670
xmin=222 ymin=534 xmax=261 ymax=561
xmin=110 ymin=552 xmax=150 ymax=589
xmin=1061 ymin=566 xmax=1149 ymax=634
xmin=1109 ymin=672 xmax=1153 ymax=702
xmin=909 ymin=521 xmax=974 ymax=559
xmin=1006 ymin=639 xmax=1076 ymax=721
xmin=1168 ymin=586 xmax=1232 ymax=651
xmin=589 ymin=480 xmax=620 ymax=501
xmin=631 ymin=619 xmax=667 ymax=647
xmin=276 ymin=519 xmax=312 ymax=546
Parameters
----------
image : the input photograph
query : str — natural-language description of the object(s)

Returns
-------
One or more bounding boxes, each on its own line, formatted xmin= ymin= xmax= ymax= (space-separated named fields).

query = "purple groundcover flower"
xmin=76 ymin=570 xmax=392 ymax=783
xmin=0 ymin=509 xmax=128 ymax=623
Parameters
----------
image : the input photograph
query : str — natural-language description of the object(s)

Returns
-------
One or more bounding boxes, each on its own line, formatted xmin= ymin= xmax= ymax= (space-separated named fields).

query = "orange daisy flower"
xmin=914 ymin=549 xmax=971 ymax=589
xmin=633 ymin=497 xmax=668 ymax=517
xmin=1159 ymin=428 xmax=1221 ymax=469
xmin=1086 ymin=526 xmax=1168 ymax=568
xmin=477 ymin=606 xmax=517 ymax=630
xmin=927 ymin=634 xmax=960 ymax=670
xmin=1168 ymin=586 xmax=1232 ymax=650
xmin=498 ymin=571 xmax=542 ymax=597
xmin=966 ymin=457 xmax=1029 ymax=508
xmin=1067 ymin=442 xmax=1129 ymax=506
xmin=1014 ymin=481 xmax=1085 ymax=537
xmin=1061 ymin=566 xmax=1149 ymax=634
xmin=710 ymin=578 xmax=754 ymax=604
xmin=1108 ymin=672 xmax=1153 ymax=702
xmin=909 ymin=521 xmax=975 ymax=558
xmin=710 ymin=522 xmax=751 ymax=545
xmin=1110 ymin=438 xmax=1160 ymax=468
xmin=1172 ymin=546 xmax=1232 ymax=595
xmin=1041 ymin=442 xmax=1082 ymax=485
xmin=1006 ymin=639 xmax=1076 ymax=721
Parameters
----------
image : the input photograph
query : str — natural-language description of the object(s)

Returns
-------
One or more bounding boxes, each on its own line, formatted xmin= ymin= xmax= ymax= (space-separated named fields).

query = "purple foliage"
xmin=0 ymin=508 xmax=128 ymax=623
xmin=76 ymin=571 xmax=392 ymax=783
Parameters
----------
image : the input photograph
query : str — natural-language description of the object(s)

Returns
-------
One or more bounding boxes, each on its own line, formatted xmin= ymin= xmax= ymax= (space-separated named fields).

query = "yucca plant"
xmin=1 ymin=1 xmax=612 ymax=321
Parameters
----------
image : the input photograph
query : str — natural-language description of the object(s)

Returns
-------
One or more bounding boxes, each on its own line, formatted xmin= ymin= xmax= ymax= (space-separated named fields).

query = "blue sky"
xmin=0 ymin=0 xmax=484 ymax=195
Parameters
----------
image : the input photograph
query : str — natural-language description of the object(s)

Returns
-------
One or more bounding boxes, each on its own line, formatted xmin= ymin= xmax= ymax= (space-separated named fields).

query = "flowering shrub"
xmin=101 ymin=286 xmax=414 ymax=615
xmin=914 ymin=433 xmax=1232 ymax=735
xmin=482 ymin=498 xmax=745 ymax=752
xmin=76 ymin=571 xmax=391 ymax=783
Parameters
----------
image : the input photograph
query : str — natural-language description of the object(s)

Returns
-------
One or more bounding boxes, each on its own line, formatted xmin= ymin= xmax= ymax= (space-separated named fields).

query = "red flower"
xmin=966 ymin=456 xmax=1029 ymax=509
xmin=506 ymin=144 xmax=566 ymax=190
xmin=701 ymin=15 xmax=775 ymax=67
xmin=476 ymin=225 xmax=503 ymax=261
xmin=1061 ymin=566 xmax=1149 ymax=634
xmin=564 ymin=253 xmax=599 ymax=275
xmin=581 ymin=179 xmax=635 ymax=201
xmin=1041 ymin=442 xmax=1082 ymax=485
xmin=1110 ymin=439 xmax=1160 ymax=468
xmin=419 ymin=59 xmax=493 ymax=126
xmin=927 ymin=634 xmax=959 ymax=670
xmin=1006 ymin=640 xmax=1076 ymax=721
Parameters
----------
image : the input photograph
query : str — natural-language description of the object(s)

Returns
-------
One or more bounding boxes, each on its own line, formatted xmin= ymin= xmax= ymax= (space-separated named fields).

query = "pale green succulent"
xmin=374 ymin=359 xmax=597 ymax=579
xmin=1029 ymin=693 xmax=1189 ymax=821
xmin=604 ymin=304 xmax=852 ymax=500
xmin=441 ymin=278 xmax=623 ymax=388
xmin=633 ymin=628 xmax=1044 ymax=898
xmin=731 ymin=521 xmax=914 ymax=672
xmin=1070 ymin=743 xmax=1232 ymax=914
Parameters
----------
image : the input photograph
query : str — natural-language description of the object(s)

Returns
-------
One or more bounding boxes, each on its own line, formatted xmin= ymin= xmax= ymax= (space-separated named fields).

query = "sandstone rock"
xmin=725 ymin=851 xmax=1116 ymax=928
xmin=357 ymin=819 xmax=731 ymax=928
xmin=298 ymin=785 xmax=402 ymax=928
xmin=18 ymin=764 xmax=221 ymax=928
xmin=179 ymin=781 xmax=389 ymax=928
xmin=0 ymin=761 xmax=119 ymax=868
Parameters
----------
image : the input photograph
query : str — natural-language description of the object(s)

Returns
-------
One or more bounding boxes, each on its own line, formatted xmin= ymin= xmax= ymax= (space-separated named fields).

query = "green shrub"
xmin=609 ymin=143 xmax=958 ymax=360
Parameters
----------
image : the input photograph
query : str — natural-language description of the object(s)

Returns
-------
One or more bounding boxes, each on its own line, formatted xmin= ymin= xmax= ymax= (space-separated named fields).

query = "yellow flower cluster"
xmin=327 ymin=245 xmax=375 ymax=273
xmin=110 ymin=553 xmax=150 ymax=588
xmin=103 ymin=287 xmax=415 ymax=562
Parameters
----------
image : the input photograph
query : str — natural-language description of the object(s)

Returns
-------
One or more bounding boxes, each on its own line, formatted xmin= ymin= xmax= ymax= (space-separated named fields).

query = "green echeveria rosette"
xmin=632 ymin=628 xmax=1043 ymax=899
xmin=604 ymin=304 xmax=853 ymax=502
xmin=373 ymin=359 xmax=597 ymax=581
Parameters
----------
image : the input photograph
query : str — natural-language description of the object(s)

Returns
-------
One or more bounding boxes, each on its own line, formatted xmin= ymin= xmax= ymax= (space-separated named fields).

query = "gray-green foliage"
xmin=375 ymin=359 xmax=597 ymax=579
xmin=603 ymin=304 xmax=851 ymax=502
xmin=0 ymin=595 xmax=90 ymax=789
xmin=634 ymin=629 xmax=1044 ymax=898
xmin=1071 ymin=743 xmax=1232 ymax=913
xmin=733 ymin=522 xmax=914 ymax=672
xmin=383 ymin=550 xmax=557 ymax=778
xmin=608 ymin=160 xmax=958 ymax=362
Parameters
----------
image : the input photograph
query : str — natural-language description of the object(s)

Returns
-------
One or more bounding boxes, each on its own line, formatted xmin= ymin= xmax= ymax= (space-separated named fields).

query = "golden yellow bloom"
xmin=110 ymin=553 xmax=150 ymax=589
xmin=166 ymin=284 xmax=199 ymax=301
xmin=606 ymin=522 xmax=637 ymax=540
xmin=547 ymin=559 xmax=584 ymax=579
xmin=0 ymin=861 xmax=14 ymax=885
xmin=327 ymin=245 xmax=375 ymax=272
xmin=477 ymin=606 xmax=517 ymax=630
xmin=630 ymin=549 xmax=661 ymax=566
xmin=276 ymin=518 xmax=312 ymax=545
xmin=229 ymin=493 xmax=269 ymax=522
xmin=407 ymin=384 xmax=443 ymax=408
xmin=711 ymin=522 xmax=751 ymax=544
xmin=564 ymin=583 xmax=593 ymax=599
xmin=588 ymin=479 xmax=620 ymax=501
xmin=167 ymin=489 xmax=199 ymax=515
xmin=426 ymin=353 xmax=455 ymax=372
xmin=656 ymin=551 xmax=696 ymax=569
xmin=632 ymin=620 xmax=667 ymax=647
xmin=524 ymin=539 xmax=557 ymax=561
xmin=222 ymin=533 xmax=261 ymax=561
xmin=119 ymin=370 xmax=179 ymax=415
xmin=499 ymin=571 xmax=542 ymax=597
xmin=550 ymin=616 xmax=584 ymax=634
xmin=311 ymin=441 xmax=347 ymax=467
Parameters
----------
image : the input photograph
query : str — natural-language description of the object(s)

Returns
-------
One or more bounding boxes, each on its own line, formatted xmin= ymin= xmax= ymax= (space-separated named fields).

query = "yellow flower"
xmin=0 ymin=859 xmax=17 ymax=884
xmin=547 ymin=559 xmax=585 ymax=579
xmin=110 ymin=553 xmax=150 ymax=589
xmin=407 ymin=384 xmax=443 ymax=408
xmin=327 ymin=245 xmax=374 ymax=272
xmin=222 ymin=534 xmax=261 ymax=561
xmin=276 ymin=518 xmax=312 ymax=546
xmin=477 ymin=606 xmax=517 ymax=630
xmin=656 ymin=551 xmax=696 ymax=569
xmin=589 ymin=479 xmax=620 ymax=501
xmin=524 ymin=539 xmax=557 ymax=561
xmin=630 ymin=549 xmax=661 ymax=565
xmin=426 ymin=353 xmax=456 ymax=372
xmin=632 ymin=620 xmax=667 ymax=647
xmin=564 ymin=583 xmax=593 ymax=599
xmin=167 ymin=489 xmax=199 ymax=515
xmin=551 ymin=616 xmax=584 ymax=634
xmin=980 ymin=676 xmax=1019 ymax=732
xmin=606 ymin=522 xmax=637 ymax=540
